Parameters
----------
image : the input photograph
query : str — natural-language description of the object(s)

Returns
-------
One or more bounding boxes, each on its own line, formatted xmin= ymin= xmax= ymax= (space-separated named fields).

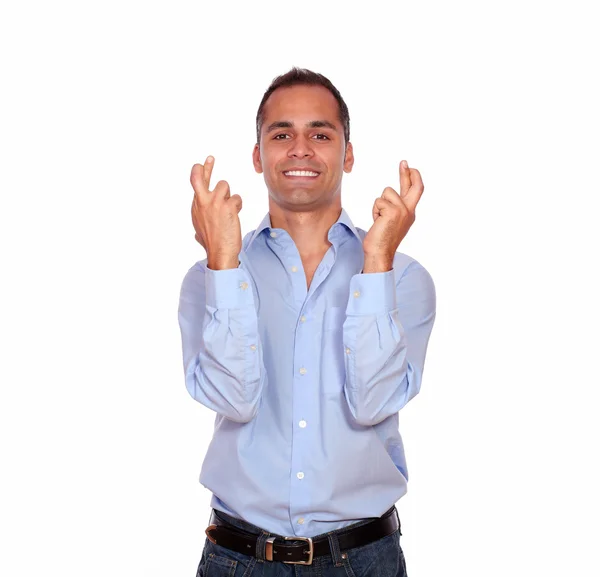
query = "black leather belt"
xmin=205 ymin=506 xmax=400 ymax=565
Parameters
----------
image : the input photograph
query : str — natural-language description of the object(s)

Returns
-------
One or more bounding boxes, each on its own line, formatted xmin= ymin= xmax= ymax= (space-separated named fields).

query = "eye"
xmin=274 ymin=133 xmax=290 ymax=140
xmin=314 ymin=134 xmax=330 ymax=140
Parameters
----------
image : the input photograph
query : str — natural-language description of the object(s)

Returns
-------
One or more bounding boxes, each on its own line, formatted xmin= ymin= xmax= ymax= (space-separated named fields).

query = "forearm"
xmin=178 ymin=263 xmax=266 ymax=423
xmin=342 ymin=262 xmax=436 ymax=426
xmin=342 ymin=270 xmax=405 ymax=425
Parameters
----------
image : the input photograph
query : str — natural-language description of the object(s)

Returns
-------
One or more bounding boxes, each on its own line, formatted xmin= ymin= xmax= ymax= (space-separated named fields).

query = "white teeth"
xmin=284 ymin=170 xmax=319 ymax=177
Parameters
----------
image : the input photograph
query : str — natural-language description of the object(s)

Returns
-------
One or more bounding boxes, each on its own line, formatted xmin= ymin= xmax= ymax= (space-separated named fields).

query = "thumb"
xmin=229 ymin=194 xmax=243 ymax=213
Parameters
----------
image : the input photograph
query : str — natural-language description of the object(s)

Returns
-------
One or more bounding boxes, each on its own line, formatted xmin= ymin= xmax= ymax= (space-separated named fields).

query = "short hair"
xmin=255 ymin=67 xmax=350 ymax=145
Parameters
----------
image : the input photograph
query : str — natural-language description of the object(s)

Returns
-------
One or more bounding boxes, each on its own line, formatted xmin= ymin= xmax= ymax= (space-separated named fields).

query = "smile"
xmin=283 ymin=170 xmax=320 ymax=177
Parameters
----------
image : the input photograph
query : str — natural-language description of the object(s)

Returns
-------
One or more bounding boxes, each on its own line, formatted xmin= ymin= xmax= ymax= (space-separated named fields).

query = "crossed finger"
xmin=399 ymin=160 xmax=424 ymax=211
xmin=203 ymin=156 xmax=214 ymax=189
xmin=190 ymin=155 xmax=215 ymax=197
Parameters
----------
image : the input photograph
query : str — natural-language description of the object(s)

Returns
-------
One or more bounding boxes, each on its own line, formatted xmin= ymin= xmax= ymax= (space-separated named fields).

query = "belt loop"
xmin=255 ymin=530 xmax=270 ymax=562
xmin=327 ymin=532 xmax=345 ymax=567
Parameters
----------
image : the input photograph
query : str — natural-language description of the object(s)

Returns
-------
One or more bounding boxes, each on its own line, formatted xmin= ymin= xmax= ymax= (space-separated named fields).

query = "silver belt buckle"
xmin=283 ymin=536 xmax=314 ymax=565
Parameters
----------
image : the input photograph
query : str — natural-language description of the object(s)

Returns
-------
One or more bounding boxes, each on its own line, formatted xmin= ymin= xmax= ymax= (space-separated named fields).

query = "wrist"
xmin=207 ymin=256 xmax=240 ymax=270
xmin=362 ymin=254 xmax=393 ymax=274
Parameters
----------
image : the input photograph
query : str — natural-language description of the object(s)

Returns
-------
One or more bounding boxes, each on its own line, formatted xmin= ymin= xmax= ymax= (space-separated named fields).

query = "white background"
xmin=1 ymin=0 xmax=599 ymax=575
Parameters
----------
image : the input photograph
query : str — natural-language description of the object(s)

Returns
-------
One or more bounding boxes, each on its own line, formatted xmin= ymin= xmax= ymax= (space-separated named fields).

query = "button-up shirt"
xmin=177 ymin=208 xmax=436 ymax=537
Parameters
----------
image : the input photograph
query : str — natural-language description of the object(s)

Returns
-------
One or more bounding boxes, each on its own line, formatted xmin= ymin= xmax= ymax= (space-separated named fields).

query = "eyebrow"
xmin=265 ymin=120 xmax=338 ymax=134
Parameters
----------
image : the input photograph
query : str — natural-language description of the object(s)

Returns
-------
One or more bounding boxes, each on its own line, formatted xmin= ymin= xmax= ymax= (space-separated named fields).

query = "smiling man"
xmin=178 ymin=68 xmax=436 ymax=576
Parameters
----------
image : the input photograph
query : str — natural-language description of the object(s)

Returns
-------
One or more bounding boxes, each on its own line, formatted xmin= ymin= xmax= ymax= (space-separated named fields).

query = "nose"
xmin=287 ymin=134 xmax=314 ymax=159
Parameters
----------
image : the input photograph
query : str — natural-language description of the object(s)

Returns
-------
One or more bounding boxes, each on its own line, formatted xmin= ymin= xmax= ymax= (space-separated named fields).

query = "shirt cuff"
xmin=205 ymin=265 xmax=255 ymax=309
xmin=346 ymin=269 xmax=397 ymax=315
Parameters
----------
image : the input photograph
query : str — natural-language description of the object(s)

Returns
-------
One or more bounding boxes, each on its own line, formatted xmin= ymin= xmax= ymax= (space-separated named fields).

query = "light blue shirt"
xmin=177 ymin=208 xmax=436 ymax=537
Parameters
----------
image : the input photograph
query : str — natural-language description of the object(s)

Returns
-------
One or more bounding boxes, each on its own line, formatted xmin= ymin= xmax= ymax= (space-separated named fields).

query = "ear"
xmin=343 ymin=141 xmax=354 ymax=173
xmin=252 ymin=143 xmax=263 ymax=174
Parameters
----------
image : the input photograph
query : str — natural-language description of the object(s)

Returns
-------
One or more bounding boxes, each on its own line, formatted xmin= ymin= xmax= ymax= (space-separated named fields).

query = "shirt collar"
xmin=246 ymin=207 xmax=362 ymax=250
xmin=330 ymin=207 xmax=362 ymax=245
xmin=246 ymin=212 xmax=273 ymax=249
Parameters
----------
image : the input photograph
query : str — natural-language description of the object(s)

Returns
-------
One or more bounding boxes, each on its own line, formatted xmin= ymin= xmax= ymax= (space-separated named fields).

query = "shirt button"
xmin=250 ymin=345 xmax=257 ymax=351
xmin=297 ymin=518 xmax=305 ymax=524
xmin=270 ymin=231 xmax=277 ymax=238
xmin=240 ymin=282 xmax=249 ymax=290
xmin=297 ymin=472 xmax=304 ymax=479
xmin=345 ymin=348 xmax=351 ymax=354
xmin=291 ymin=266 xmax=298 ymax=272
xmin=300 ymin=315 xmax=306 ymax=322
xmin=299 ymin=420 xmax=307 ymax=428
xmin=299 ymin=367 xmax=307 ymax=375
xmin=353 ymin=290 xmax=360 ymax=298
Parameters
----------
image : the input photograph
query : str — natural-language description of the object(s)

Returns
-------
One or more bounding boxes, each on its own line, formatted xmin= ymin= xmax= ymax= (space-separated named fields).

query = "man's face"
xmin=252 ymin=84 xmax=354 ymax=211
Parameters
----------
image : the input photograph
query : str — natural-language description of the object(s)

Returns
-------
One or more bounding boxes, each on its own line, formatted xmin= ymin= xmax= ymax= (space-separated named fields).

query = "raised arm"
xmin=178 ymin=156 xmax=265 ymax=422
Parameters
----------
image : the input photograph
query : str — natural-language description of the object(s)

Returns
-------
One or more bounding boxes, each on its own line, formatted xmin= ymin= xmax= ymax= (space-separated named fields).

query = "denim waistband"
xmin=210 ymin=506 xmax=397 ymax=540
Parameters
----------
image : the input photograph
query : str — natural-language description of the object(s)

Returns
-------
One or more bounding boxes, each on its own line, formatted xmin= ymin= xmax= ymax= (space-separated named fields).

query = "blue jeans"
xmin=196 ymin=509 xmax=408 ymax=576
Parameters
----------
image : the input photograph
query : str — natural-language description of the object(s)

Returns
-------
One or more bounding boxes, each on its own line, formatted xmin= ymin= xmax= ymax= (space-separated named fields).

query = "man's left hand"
xmin=362 ymin=160 xmax=424 ymax=273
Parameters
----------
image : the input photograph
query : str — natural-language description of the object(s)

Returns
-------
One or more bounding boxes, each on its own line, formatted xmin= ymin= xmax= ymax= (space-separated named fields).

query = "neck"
xmin=268 ymin=201 xmax=342 ymax=258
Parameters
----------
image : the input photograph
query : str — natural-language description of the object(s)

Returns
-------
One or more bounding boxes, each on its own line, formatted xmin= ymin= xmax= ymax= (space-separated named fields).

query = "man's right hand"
xmin=190 ymin=156 xmax=242 ymax=270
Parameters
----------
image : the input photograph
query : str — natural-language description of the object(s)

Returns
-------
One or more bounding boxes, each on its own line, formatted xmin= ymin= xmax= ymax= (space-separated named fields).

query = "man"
xmin=178 ymin=68 xmax=436 ymax=576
